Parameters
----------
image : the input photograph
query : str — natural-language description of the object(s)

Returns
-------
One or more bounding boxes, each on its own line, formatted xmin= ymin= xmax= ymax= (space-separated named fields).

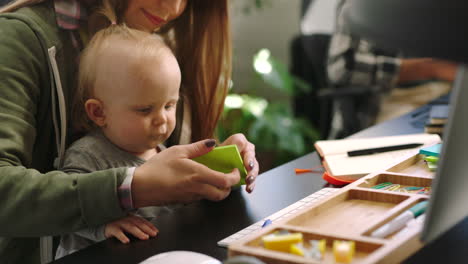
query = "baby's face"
xmin=96 ymin=48 xmax=181 ymax=155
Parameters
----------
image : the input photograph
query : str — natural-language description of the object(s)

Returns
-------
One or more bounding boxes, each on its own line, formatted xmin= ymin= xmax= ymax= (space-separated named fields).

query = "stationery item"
xmin=424 ymin=156 xmax=439 ymax=163
xmin=424 ymin=104 xmax=449 ymax=134
xmin=290 ymin=243 xmax=306 ymax=257
xmin=295 ymin=168 xmax=313 ymax=174
xmin=309 ymin=239 xmax=326 ymax=260
xmin=426 ymin=162 xmax=438 ymax=171
xmin=333 ymin=240 xmax=355 ymax=263
xmin=405 ymin=187 xmax=423 ymax=191
xmin=371 ymin=183 xmax=430 ymax=194
xmin=291 ymin=239 xmax=327 ymax=259
xmin=423 ymin=155 xmax=439 ymax=171
xmin=383 ymin=184 xmax=401 ymax=191
xmin=417 ymin=187 xmax=431 ymax=195
xmin=371 ymin=182 xmax=393 ymax=189
xmin=419 ymin=143 xmax=442 ymax=157
xmin=347 ymin=143 xmax=424 ymax=157
xmin=393 ymin=214 xmax=426 ymax=240
xmin=262 ymin=232 xmax=303 ymax=252
xmin=427 ymin=105 xmax=450 ymax=125
xmin=370 ymin=201 xmax=428 ymax=238
xmin=314 ymin=133 xmax=441 ymax=181
xmin=424 ymin=123 xmax=445 ymax=134
xmin=294 ymin=165 xmax=324 ymax=174
xmin=192 ymin=145 xmax=247 ymax=186
xmin=262 ymin=219 xmax=272 ymax=228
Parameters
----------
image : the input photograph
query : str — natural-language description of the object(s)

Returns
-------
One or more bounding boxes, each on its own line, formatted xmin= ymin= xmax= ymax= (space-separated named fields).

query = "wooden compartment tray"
xmin=229 ymin=153 xmax=433 ymax=263
xmin=358 ymin=173 xmax=432 ymax=192
xmin=386 ymin=154 xmax=434 ymax=177
xmin=235 ymin=226 xmax=383 ymax=264
xmin=286 ymin=189 xmax=409 ymax=236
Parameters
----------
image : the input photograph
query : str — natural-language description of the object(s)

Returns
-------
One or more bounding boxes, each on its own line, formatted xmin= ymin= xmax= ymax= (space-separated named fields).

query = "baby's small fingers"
xmin=113 ymin=231 xmax=130 ymax=244
xmin=120 ymin=222 xmax=150 ymax=240
xmin=130 ymin=227 xmax=150 ymax=240
xmin=136 ymin=221 xmax=158 ymax=237
xmin=128 ymin=215 xmax=158 ymax=236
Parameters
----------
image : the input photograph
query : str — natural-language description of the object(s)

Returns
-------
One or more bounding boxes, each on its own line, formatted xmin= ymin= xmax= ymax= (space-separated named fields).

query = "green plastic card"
xmin=192 ymin=145 xmax=247 ymax=186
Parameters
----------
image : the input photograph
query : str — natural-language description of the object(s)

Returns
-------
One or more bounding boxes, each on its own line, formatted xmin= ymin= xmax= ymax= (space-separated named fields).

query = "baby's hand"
xmin=104 ymin=214 xmax=158 ymax=243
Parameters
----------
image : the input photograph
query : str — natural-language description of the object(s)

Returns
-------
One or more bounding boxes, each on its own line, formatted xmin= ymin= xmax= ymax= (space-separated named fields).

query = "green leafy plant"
xmin=217 ymin=49 xmax=320 ymax=171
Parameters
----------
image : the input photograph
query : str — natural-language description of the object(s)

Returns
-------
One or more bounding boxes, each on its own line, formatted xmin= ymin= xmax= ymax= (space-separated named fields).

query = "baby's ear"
xmin=85 ymin=99 xmax=106 ymax=127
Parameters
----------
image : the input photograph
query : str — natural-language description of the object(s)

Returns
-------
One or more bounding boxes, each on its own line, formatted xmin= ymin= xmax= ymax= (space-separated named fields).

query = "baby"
xmin=55 ymin=23 xmax=181 ymax=258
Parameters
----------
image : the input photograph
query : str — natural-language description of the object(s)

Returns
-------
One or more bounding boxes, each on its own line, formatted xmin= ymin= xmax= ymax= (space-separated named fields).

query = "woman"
xmin=0 ymin=0 xmax=259 ymax=263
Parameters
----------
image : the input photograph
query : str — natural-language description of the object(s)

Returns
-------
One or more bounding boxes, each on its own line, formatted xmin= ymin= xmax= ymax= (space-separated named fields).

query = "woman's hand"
xmin=398 ymin=58 xmax=458 ymax=83
xmin=132 ymin=139 xmax=241 ymax=208
xmin=104 ymin=214 xmax=158 ymax=243
xmin=220 ymin=133 xmax=259 ymax=193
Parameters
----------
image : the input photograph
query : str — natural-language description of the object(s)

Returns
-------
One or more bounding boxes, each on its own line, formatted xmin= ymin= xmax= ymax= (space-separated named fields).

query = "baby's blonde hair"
xmin=73 ymin=23 xmax=175 ymax=133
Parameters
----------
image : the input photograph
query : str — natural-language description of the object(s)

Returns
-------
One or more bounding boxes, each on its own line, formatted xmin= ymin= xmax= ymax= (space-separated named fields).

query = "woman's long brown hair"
xmin=168 ymin=0 xmax=232 ymax=142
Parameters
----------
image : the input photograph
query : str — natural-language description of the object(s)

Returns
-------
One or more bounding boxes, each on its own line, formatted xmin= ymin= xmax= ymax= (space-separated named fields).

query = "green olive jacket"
xmin=0 ymin=3 xmax=128 ymax=263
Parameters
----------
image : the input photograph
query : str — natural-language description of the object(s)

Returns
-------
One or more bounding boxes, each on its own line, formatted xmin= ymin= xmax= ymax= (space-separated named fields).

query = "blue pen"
xmin=262 ymin=219 xmax=272 ymax=228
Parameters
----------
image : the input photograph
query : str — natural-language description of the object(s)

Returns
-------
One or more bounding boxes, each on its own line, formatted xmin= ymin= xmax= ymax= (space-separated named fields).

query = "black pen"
xmin=347 ymin=143 xmax=424 ymax=157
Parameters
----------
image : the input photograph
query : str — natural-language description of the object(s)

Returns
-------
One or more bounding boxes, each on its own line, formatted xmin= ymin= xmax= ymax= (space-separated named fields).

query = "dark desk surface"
xmin=54 ymin=94 xmax=467 ymax=264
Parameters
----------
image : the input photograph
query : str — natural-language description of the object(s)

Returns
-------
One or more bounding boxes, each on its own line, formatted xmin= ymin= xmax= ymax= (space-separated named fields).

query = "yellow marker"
xmin=290 ymin=243 xmax=305 ymax=256
xmin=262 ymin=232 xmax=303 ymax=252
xmin=333 ymin=240 xmax=355 ymax=263
xmin=385 ymin=184 xmax=401 ymax=191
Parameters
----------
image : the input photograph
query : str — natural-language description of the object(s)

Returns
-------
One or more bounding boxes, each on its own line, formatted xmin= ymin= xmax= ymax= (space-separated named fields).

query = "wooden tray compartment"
xmin=362 ymin=198 xmax=428 ymax=239
xmin=386 ymin=154 xmax=434 ymax=177
xmin=229 ymin=153 xmax=431 ymax=263
xmin=230 ymin=226 xmax=383 ymax=264
xmin=358 ymin=173 xmax=432 ymax=192
xmin=285 ymin=189 xmax=409 ymax=237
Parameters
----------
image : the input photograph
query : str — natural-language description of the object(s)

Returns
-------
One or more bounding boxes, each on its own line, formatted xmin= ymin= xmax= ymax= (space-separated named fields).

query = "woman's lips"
xmin=142 ymin=9 xmax=166 ymax=26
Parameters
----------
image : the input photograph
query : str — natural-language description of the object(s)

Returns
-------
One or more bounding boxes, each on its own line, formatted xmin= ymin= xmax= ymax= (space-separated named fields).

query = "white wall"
xmin=230 ymin=1 xmax=301 ymax=101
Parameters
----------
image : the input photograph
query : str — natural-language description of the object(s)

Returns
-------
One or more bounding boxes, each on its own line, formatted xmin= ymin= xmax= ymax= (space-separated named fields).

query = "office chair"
xmin=292 ymin=0 xmax=376 ymax=139
xmin=291 ymin=33 xmax=333 ymax=138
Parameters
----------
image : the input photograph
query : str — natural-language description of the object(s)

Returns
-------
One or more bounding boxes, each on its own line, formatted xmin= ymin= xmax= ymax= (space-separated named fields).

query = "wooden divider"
xmin=228 ymin=153 xmax=433 ymax=263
